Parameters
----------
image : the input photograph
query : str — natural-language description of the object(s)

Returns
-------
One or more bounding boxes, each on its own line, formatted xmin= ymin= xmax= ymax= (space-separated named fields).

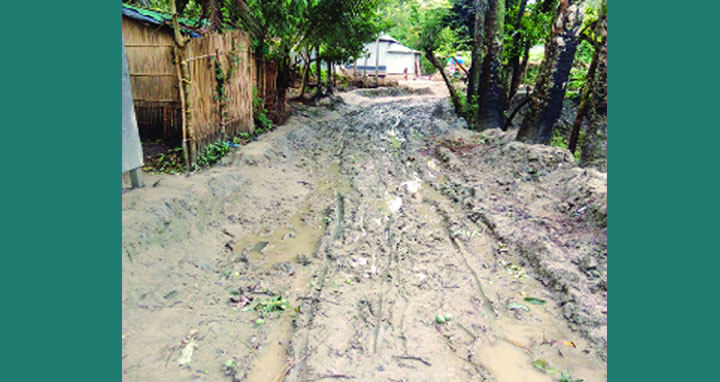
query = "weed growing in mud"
xmin=390 ymin=135 xmax=402 ymax=149
xmin=532 ymin=359 xmax=584 ymax=382
xmin=499 ymin=259 xmax=526 ymax=279
xmin=253 ymin=295 xmax=291 ymax=318
xmin=452 ymin=229 xmax=479 ymax=239
xmin=550 ymin=129 xmax=582 ymax=162
xmin=253 ymin=86 xmax=273 ymax=132
xmin=223 ymin=359 xmax=235 ymax=376
xmin=142 ymin=125 xmax=275 ymax=174
xmin=195 ymin=141 xmax=233 ymax=168
xmin=472 ymin=134 xmax=488 ymax=144
xmin=143 ymin=147 xmax=185 ymax=173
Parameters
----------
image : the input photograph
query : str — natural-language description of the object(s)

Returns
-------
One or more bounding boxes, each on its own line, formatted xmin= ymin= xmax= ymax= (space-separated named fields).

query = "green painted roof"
xmin=123 ymin=3 xmax=200 ymax=27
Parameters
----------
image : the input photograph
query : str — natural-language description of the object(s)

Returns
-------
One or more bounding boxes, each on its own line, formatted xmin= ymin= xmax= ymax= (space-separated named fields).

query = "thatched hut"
xmin=122 ymin=4 xmax=255 ymax=163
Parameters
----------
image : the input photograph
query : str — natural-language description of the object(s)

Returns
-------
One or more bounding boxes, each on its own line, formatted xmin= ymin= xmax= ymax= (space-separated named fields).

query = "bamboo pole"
xmin=181 ymin=58 xmax=194 ymax=166
xmin=173 ymin=45 xmax=190 ymax=172
xmin=170 ymin=0 xmax=192 ymax=172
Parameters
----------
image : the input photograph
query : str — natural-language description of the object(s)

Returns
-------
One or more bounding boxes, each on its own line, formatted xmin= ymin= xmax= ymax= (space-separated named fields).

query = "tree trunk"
xmin=517 ymin=0 xmax=586 ymax=144
xmin=509 ymin=46 xmax=530 ymax=101
xmin=299 ymin=49 xmax=310 ymax=98
xmin=327 ymin=61 xmax=333 ymax=94
xmin=315 ymin=49 xmax=323 ymax=100
xmin=467 ymin=0 xmax=488 ymax=102
xmin=568 ymin=42 xmax=599 ymax=153
xmin=580 ymin=1 xmax=607 ymax=170
xmin=425 ymin=50 xmax=462 ymax=115
xmin=476 ymin=0 xmax=506 ymax=131
xmin=506 ymin=0 xmax=528 ymax=102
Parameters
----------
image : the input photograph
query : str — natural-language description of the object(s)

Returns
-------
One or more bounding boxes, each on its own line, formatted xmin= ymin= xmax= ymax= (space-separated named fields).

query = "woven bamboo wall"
xmin=184 ymin=31 xmax=255 ymax=155
xmin=122 ymin=17 xmax=181 ymax=143
xmin=123 ymin=17 xmax=278 ymax=162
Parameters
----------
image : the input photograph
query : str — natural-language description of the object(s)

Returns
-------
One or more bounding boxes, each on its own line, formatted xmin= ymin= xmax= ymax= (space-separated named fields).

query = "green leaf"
xmin=524 ymin=297 xmax=546 ymax=305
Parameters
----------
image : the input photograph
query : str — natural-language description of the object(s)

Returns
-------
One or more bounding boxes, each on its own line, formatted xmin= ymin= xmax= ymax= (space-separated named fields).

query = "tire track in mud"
xmin=122 ymin=86 xmax=604 ymax=382
xmin=285 ymin=96 xmax=500 ymax=381
xmin=280 ymin=89 xmax=605 ymax=382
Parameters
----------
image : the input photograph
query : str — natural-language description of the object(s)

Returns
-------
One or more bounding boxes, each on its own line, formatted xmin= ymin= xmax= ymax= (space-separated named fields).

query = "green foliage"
xmin=144 ymin=146 xmax=186 ymax=174
xmin=195 ymin=140 xmax=232 ymax=168
xmin=254 ymin=295 xmax=291 ymax=318
xmin=566 ymin=40 xmax=594 ymax=98
xmin=551 ymin=128 xmax=582 ymax=162
xmin=458 ymin=93 xmax=479 ymax=126
xmin=523 ymin=63 xmax=541 ymax=85
xmin=550 ymin=128 xmax=569 ymax=150
xmin=252 ymin=86 xmax=273 ymax=132
xmin=503 ymin=0 xmax=554 ymax=63
xmin=419 ymin=55 xmax=435 ymax=75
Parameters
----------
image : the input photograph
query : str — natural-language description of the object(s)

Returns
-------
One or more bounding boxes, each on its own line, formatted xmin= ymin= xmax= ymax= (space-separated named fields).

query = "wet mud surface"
xmin=122 ymin=82 xmax=607 ymax=381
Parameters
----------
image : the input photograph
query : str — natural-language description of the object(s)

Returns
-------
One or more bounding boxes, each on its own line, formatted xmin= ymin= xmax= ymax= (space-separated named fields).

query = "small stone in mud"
xmin=296 ymin=253 xmax=311 ymax=266
xmin=252 ymin=241 xmax=270 ymax=252
xmin=273 ymin=261 xmax=294 ymax=274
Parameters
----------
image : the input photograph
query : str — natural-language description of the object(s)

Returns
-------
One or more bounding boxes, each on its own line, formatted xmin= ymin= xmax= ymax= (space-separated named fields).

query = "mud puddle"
xmin=242 ymin=160 xmax=351 ymax=381
xmin=246 ymin=313 xmax=294 ymax=382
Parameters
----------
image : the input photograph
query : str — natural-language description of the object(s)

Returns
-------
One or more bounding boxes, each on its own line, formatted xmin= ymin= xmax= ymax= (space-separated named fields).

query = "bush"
xmin=253 ymin=86 xmax=273 ymax=133
xmin=195 ymin=141 xmax=232 ymax=169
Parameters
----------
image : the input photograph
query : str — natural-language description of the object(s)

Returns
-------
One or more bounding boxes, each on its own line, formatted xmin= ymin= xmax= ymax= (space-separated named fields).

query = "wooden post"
xmin=415 ymin=54 xmax=420 ymax=78
xmin=173 ymin=45 xmax=190 ymax=172
xmin=181 ymin=58 xmax=194 ymax=167
xmin=375 ymin=37 xmax=380 ymax=85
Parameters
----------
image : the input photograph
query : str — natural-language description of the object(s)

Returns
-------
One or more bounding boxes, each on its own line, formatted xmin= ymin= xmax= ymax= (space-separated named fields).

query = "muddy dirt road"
xmin=122 ymin=82 xmax=607 ymax=382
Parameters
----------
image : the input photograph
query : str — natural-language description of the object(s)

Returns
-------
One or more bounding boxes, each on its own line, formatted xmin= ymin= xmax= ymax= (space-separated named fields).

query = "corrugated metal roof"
xmin=386 ymin=43 xmax=421 ymax=54
xmin=121 ymin=4 xmax=203 ymax=38
xmin=378 ymin=33 xmax=398 ymax=43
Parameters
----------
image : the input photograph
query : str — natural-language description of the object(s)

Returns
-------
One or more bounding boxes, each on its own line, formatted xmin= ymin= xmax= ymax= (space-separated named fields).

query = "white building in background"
xmin=350 ymin=33 xmax=422 ymax=76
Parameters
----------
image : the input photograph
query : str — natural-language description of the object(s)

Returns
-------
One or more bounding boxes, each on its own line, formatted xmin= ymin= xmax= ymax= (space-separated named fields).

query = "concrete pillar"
xmin=129 ymin=168 xmax=144 ymax=188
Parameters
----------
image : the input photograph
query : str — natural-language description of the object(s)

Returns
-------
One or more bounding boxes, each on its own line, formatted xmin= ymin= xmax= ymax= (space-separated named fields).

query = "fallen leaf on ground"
xmin=524 ymin=297 xmax=546 ymax=305
xmin=177 ymin=340 xmax=196 ymax=366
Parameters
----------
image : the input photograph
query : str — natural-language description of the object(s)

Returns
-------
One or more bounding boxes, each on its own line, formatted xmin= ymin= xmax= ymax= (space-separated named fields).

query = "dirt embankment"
xmin=122 ymin=81 xmax=606 ymax=382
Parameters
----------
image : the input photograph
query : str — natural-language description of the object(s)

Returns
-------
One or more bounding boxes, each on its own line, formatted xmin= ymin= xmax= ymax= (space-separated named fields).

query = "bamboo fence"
xmin=184 ymin=31 xmax=255 ymax=157
xmin=123 ymin=16 xmax=280 ymax=165
xmin=123 ymin=17 xmax=181 ymax=143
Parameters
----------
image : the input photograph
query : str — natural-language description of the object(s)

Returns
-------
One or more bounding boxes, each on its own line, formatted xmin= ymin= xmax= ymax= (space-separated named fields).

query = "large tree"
xmin=476 ymin=0 xmax=505 ymax=130
xmin=579 ymin=0 xmax=606 ymax=170
xmin=466 ymin=0 xmax=487 ymax=101
xmin=568 ymin=0 xmax=605 ymax=154
xmin=516 ymin=0 xmax=586 ymax=144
